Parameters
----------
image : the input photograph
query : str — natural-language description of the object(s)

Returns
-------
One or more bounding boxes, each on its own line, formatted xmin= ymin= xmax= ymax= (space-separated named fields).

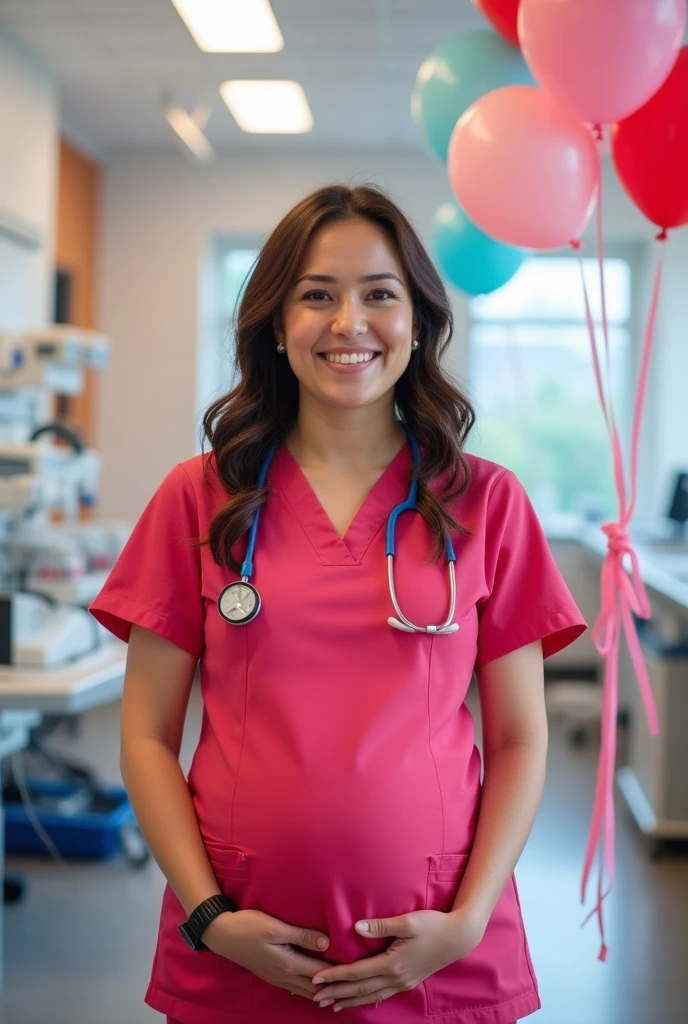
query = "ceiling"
xmin=0 ymin=0 xmax=486 ymax=155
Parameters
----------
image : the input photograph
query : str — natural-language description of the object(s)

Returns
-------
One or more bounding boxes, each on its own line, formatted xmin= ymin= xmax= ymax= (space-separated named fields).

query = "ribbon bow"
xmin=580 ymin=519 xmax=658 ymax=961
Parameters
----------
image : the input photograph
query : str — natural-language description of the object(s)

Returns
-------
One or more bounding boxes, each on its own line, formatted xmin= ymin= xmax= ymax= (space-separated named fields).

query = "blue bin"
xmin=4 ymin=781 xmax=137 ymax=860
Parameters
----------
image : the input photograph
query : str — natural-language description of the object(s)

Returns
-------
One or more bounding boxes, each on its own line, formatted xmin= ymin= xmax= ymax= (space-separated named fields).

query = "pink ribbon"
xmin=572 ymin=158 xmax=663 ymax=961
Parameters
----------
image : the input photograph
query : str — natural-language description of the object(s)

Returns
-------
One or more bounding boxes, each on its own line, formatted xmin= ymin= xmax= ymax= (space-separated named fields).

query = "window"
xmin=467 ymin=256 xmax=632 ymax=520
xmin=216 ymin=246 xmax=258 ymax=393
xmin=222 ymin=247 xmax=258 ymax=320
xmin=196 ymin=242 xmax=258 ymax=445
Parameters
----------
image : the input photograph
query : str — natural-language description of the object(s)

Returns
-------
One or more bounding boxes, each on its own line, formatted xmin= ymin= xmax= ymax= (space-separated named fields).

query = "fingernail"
xmin=317 ymin=938 xmax=328 ymax=949
xmin=320 ymin=1000 xmax=334 ymax=1008
xmin=355 ymin=921 xmax=369 ymax=932
xmin=313 ymin=977 xmax=326 ymax=984
xmin=334 ymin=1007 xmax=343 ymax=1013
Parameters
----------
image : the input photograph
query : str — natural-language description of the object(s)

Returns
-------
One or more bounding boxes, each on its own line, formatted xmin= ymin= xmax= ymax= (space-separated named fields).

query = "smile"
xmin=319 ymin=351 xmax=380 ymax=364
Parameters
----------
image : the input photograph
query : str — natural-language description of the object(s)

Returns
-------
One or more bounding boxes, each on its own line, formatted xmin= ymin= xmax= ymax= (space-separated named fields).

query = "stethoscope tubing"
xmin=221 ymin=423 xmax=459 ymax=636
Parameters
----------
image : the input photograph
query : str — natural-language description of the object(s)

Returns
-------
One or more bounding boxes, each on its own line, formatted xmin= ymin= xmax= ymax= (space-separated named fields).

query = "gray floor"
xmin=1 ymin=684 xmax=687 ymax=1024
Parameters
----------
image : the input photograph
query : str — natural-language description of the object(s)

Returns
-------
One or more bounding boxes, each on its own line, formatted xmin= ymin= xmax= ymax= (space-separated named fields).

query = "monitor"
xmin=667 ymin=471 xmax=688 ymax=535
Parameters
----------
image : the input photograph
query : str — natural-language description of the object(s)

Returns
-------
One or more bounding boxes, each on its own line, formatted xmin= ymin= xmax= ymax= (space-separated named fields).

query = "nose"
xmin=331 ymin=296 xmax=367 ymax=340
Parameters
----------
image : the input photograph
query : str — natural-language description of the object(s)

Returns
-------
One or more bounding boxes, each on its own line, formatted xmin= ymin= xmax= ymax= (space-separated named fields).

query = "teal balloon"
xmin=431 ymin=201 xmax=526 ymax=296
xmin=412 ymin=30 xmax=535 ymax=165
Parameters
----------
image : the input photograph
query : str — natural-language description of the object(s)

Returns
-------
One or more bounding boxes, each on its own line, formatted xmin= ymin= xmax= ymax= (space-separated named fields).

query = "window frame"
xmin=465 ymin=243 xmax=646 ymax=515
xmin=196 ymin=235 xmax=260 ymax=452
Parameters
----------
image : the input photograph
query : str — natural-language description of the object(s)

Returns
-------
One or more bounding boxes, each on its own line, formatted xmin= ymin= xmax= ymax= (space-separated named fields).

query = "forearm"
xmin=450 ymin=738 xmax=547 ymax=926
xmin=121 ymin=738 xmax=221 ymax=916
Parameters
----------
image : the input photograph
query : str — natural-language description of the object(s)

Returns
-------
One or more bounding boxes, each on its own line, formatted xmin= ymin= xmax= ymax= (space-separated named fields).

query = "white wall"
xmin=98 ymin=149 xmax=686 ymax=523
xmin=0 ymin=30 xmax=58 ymax=330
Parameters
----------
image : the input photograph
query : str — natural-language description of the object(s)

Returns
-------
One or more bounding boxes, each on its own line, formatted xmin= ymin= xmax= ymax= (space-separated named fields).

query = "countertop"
xmin=543 ymin=515 xmax=688 ymax=615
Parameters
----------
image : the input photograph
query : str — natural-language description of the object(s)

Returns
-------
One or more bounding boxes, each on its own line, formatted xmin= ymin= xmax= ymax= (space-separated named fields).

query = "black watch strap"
xmin=178 ymin=894 xmax=237 ymax=951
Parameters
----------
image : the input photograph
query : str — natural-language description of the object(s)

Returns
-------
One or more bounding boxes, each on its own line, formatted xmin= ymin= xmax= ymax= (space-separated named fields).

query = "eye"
xmin=368 ymin=288 xmax=396 ymax=301
xmin=301 ymin=289 xmax=331 ymax=302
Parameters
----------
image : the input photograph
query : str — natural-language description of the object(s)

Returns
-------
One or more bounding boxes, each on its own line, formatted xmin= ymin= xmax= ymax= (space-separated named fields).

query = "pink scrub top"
xmin=90 ymin=443 xmax=586 ymax=1024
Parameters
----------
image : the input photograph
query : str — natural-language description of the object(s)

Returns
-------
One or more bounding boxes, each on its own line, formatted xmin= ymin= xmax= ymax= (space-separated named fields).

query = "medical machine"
xmin=0 ymin=326 xmax=128 ymax=666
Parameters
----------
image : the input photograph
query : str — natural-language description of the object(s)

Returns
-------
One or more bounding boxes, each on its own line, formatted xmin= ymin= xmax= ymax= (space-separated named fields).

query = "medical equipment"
xmin=0 ymin=326 xmax=128 ymax=665
xmin=217 ymin=427 xmax=459 ymax=635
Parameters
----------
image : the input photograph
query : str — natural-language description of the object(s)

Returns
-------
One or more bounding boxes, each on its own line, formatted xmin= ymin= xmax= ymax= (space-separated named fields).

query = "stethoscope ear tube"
xmin=387 ymin=555 xmax=458 ymax=635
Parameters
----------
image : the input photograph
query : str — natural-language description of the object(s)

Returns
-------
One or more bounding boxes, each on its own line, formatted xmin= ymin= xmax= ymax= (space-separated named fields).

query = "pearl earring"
xmin=411 ymin=339 xmax=419 ymax=351
xmin=276 ymin=342 xmax=285 ymax=354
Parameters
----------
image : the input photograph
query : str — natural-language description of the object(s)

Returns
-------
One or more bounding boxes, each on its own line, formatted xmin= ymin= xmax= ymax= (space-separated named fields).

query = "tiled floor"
xmin=1 ymin=683 xmax=687 ymax=1024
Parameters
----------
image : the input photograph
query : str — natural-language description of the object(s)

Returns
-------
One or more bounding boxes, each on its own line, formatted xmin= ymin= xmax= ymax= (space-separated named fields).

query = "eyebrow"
xmin=294 ymin=272 xmax=405 ymax=287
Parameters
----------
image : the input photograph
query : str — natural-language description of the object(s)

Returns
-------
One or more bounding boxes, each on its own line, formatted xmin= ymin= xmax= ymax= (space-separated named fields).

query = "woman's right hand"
xmin=203 ymin=909 xmax=333 ymax=1001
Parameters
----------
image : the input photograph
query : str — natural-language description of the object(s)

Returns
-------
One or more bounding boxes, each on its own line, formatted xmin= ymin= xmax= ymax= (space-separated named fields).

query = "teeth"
xmin=324 ymin=352 xmax=375 ymax=364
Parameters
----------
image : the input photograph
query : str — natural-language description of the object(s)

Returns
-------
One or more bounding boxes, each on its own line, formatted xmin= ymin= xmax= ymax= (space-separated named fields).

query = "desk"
xmin=544 ymin=519 xmax=688 ymax=844
xmin=0 ymin=643 xmax=127 ymax=715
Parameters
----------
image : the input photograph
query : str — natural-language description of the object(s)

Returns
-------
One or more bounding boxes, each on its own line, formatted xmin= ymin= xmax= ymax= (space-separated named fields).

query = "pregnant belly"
xmin=204 ymin=749 xmax=446 ymax=966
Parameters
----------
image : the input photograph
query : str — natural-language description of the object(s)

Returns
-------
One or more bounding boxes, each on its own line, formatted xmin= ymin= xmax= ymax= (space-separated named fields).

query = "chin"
xmin=318 ymin=388 xmax=383 ymax=410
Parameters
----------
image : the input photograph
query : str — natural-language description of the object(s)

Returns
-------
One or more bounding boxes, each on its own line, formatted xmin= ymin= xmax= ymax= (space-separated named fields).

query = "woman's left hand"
xmin=310 ymin=908 xmax=486 ymax=1012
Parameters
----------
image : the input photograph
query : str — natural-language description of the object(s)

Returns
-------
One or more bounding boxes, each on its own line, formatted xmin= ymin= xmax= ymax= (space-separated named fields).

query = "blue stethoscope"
xmin=217 ymin=426 xmax=459 ymax=635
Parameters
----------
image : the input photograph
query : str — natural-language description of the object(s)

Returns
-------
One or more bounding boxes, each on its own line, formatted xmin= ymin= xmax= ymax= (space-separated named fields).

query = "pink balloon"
xmin=518 ymin=0 xmax=686 ymax=125
xmin=448 ymin=85 xmax=599 ymax=250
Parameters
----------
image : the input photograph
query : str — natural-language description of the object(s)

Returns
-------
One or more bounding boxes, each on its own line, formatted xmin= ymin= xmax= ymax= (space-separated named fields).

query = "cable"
xmin=9 ymin=751 xmax=65 ymax=866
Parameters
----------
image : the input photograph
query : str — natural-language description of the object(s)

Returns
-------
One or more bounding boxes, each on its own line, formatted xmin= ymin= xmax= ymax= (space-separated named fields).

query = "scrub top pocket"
xmin=151 ymin=845 xmax=255 ymax=1017
xmin=423 ymin=853 xmax=538 ymax=1018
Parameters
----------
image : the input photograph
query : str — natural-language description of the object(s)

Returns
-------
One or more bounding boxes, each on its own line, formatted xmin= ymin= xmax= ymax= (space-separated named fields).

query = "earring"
xmin=411 ymin=339 xmax=419 ymax=351
xmin=276 ymin=342 xmax=285 ymax=354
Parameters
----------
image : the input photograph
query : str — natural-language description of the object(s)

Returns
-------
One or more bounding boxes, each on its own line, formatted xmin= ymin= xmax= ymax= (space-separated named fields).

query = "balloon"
xmin=448 ymin=85 xmax=599 ymax=251
xmin=473 ymin=0 xmax=521 ymax=48
xmin=431 ymin=200 xmax=526 ymax=296
xmin=518 ymin=0 xmax=686 ymax=125
xmin=411 ymin=29 xmax=534 ymax=165
xmin=612 ymin=48 xmax=688 ymax=232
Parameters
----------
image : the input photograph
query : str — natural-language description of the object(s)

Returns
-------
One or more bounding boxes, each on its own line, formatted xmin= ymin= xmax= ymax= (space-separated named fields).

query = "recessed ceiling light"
xmin=219 ymin=80 xmax=314 ymax=134
xmin=170 ymin=0 xmax=284 ymax=53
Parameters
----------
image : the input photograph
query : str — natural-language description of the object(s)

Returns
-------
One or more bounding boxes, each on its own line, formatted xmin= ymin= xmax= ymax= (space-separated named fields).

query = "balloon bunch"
xmin=413 ymin=0 xmax=688 ymax=962
xmin=412 ymin=27 xmax=535 ymax=294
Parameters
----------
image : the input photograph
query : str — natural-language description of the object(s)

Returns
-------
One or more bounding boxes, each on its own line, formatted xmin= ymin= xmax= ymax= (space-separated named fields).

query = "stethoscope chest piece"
xmin=218 ymin=580 xmax=261 ymax=625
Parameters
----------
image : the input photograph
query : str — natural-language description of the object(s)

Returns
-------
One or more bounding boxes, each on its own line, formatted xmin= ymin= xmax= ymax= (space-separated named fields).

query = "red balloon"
xmin=611 ymin=47 xmax=688 ymax=231
xmin=473 ymin=0 xmax=520 ymax=48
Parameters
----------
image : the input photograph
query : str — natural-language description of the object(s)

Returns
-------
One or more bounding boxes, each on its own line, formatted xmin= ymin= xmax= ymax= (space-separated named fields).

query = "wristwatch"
xmin=178 ymin=894 xmax=237 ymax=951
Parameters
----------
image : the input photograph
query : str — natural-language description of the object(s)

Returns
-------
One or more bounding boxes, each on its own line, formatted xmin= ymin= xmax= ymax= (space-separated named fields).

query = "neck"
xmin=288 ymin=392 xmax=406 ymax=470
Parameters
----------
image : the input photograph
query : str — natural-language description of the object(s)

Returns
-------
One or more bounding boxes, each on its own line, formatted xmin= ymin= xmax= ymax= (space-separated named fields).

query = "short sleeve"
xmin=475 ymin=469 xmax=587 ymax=669
xmin=89 ymin=463 xmax=204 ymax=658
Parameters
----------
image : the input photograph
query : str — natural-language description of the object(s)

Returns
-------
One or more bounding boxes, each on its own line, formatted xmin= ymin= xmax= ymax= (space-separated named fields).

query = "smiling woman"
xmin=90 ymin=182 xmax=586 ymax=1024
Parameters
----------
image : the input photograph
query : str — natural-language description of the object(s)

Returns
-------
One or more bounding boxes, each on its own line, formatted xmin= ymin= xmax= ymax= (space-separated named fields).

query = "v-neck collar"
xmin=270 ymin=440 xmax=413 ymax=566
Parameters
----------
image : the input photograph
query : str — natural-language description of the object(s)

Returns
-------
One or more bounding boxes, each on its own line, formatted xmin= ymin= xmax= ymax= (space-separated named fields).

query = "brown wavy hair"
xmin=202 ymin=183 xmax=476 ymax=571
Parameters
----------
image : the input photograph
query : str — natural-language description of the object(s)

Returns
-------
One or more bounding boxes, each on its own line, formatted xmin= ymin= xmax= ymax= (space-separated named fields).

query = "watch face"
xmin=218 ymin=582 xmax=260 ymax=624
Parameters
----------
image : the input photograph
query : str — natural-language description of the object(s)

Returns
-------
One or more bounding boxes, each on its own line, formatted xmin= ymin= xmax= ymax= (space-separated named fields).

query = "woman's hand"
xmin=203 ymin=909 xmax=332 ymax=1001
xmin=311 ymin=908 xmax=485 ymax=1012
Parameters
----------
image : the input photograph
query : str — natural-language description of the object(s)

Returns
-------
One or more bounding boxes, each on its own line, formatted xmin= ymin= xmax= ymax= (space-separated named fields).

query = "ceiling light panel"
xmin=220 ymin=81 xmax=314 ymax=134
xmin=170 ymin=0 xmax=284 ymax=53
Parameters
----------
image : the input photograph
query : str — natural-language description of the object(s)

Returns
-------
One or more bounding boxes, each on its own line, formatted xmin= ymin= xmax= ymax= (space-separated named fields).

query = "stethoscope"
xmin=217 ymin=426 xmax=459 ymax=635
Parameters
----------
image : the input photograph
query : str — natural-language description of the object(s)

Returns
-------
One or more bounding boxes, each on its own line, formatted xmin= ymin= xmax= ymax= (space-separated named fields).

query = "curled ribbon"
xmin=572 ymin=154 xmax=663 ymax=961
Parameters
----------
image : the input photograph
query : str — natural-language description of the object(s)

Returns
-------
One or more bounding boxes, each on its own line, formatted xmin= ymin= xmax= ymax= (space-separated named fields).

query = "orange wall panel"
xmin=54 ymin=139 xmax=101 ymax=444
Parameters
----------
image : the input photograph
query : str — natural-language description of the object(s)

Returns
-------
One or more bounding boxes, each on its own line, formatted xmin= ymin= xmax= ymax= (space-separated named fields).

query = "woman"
xmin=90 ymin=184 xmax=586 ymax=1024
